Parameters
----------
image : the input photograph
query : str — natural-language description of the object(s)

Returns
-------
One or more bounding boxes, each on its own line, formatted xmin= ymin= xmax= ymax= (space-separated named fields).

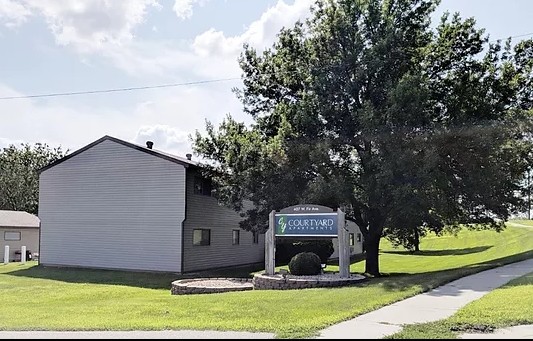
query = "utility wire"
xmin=489 ymin=32 xmax=533 ymax=42
xmin=0 ymin=77 xmax=241 ymax=100
xmin=0 ymin=32 xmax=531 ymax=101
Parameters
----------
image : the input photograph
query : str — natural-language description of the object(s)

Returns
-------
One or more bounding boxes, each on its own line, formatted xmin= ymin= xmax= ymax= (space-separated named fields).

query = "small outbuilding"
xmin=0 ymin=210 xmax=40 ymax=262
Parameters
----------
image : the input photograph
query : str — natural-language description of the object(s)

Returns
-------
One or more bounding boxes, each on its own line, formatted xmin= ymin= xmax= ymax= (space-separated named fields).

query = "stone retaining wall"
xmin=252 ymin=273 xmax=364 ymax=290
xmin=171 ymin=278 xmax=253 ymax=295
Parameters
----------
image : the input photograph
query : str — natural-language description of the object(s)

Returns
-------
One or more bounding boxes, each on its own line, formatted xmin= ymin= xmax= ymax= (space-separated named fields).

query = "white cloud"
xmin=0 ymin=137 xmax=24 ymax=149
xmin=0 ymin=0 xmax=315 ymax=155
xmin=16 ymin=0 xmax=160 ymax=53
xmin=1 ymin=0 xmax=313 ymax=79
xmin=173 ymin=0 xmax=208 ymax=20
xmin=173 ymin=0 xmax=194 ymax=20
xmin=103 ymin=39 xmax=240 ymax=79
xmin=0 ymin=84 xmax=128 ymax=151
xmin=133 ymin=125 xmax=191 ymax=156
xmin=193 ymin=0 xmax=313 ymax=57
xmin=0 ymin=81 xmax=246 ymax=156
xmin=0 ymin=0 xmax=32 ymax=28
xmin=106 ymin=0 xmax=313 ymax=78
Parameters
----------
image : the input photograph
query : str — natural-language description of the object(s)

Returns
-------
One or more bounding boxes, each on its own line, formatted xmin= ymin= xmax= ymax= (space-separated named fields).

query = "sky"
xmin=0 ymin=0 xmax=532 ymax=157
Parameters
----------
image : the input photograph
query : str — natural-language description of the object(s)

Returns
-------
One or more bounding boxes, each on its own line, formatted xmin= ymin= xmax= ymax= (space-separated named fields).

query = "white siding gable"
xmin=39 ymin=139 xmax=186 ymax=272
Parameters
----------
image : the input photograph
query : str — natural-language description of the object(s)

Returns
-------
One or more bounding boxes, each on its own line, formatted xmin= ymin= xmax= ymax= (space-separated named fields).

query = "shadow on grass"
xmin=4 ymin=251 xmax=532 ymax=293
xmin=4 ymin=263 xmax=263 ymax=290
xmin=382 ymin=246 xmax=493 ymax=256
xmin=325 ymin=253 xmax=366 ymax=266
xmin=361 ymin=250 xmax=533 ymax=294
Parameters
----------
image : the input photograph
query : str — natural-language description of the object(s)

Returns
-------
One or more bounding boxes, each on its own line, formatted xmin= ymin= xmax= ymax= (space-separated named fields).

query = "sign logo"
xmin=278 ymin=215 xmax=287 ymax=234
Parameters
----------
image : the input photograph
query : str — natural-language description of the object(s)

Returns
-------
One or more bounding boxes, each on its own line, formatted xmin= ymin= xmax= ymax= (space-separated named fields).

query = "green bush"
xmin=288 ymin=252 xmax=322 ymax=276
xmin=276 ymin=239 xmax=334 ymax=265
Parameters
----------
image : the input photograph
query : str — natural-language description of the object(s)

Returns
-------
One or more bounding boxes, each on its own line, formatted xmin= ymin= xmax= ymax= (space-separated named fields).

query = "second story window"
xmin=194 ymin=176 xmax=213 ymax=196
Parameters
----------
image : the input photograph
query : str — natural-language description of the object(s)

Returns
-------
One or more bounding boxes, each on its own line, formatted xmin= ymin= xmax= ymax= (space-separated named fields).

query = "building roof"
xmin=39 ymin=135 xmax=199 ymax=174
xmin=0 ymin=210 xmax=40 ymax=228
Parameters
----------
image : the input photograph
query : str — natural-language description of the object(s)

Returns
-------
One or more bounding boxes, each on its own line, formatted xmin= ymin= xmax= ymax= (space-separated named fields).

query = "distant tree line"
xmin=0 ymin=143 xmax=67 ymax=215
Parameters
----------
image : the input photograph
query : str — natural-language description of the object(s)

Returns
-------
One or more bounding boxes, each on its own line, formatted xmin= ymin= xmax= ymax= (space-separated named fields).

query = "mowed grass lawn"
xmin=388 ymin=270 xmax=533 ymax=339
xmin=0 ymin=224 xmax=532 ymax=338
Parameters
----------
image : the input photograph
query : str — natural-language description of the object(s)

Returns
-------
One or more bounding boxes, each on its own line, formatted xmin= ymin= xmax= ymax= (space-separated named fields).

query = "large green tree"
xmin=193 ymin=0 xmax=533 ymax=275
xmin=0 ymin=143 xmax=67 ymax=215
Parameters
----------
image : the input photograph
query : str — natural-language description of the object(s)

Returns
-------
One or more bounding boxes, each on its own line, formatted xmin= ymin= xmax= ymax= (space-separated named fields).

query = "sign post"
xmin=265 ymin=210 xmax=276 ymax=275
xmin=337 ymin=209 xmax=349 ymax=278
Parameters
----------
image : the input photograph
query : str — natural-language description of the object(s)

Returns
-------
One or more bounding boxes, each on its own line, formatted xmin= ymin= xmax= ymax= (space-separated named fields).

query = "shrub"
xmin=276 ymin=239 xmax=334 ymax=265
xmin=288 ymin=252 xmax=322 ymax=275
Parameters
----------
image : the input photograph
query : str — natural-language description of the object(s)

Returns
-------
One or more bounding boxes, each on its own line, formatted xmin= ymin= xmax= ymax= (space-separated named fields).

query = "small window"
xmin=232 ymin=230 xmax=240 ymax=245
xmin=357 ymin=233 xmax=362 ymax=242
xmin=252 ymin=231 xmax=259 ymax=244
xmin=4 ymin=231 xmax=21 ymax=241
xmin=194 ymin=176 xmax=213 ymax=196
xmin=349 ymin=233 xmax=355 ymax=246
xmin=193 ymin=229 xmax=210 ymax=246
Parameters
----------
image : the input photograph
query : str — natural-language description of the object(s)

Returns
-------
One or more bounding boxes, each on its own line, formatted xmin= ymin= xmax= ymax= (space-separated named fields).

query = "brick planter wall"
xmin=252 ymin=273 xmax=365 ymax=290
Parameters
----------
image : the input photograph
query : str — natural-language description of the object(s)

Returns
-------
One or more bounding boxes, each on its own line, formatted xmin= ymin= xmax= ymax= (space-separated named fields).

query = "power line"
xmin=0 ymin=77 xmax=241 ymax=100
xmin=0 ymin=33 xmax=531 ymax=101
xmin=489 ymin=32 xmax=533 ymax=43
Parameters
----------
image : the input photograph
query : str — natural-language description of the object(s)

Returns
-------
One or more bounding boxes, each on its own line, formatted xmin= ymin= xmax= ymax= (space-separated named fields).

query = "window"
xmin=194 ymin=176 xmax=213 ymax=196
xmin=4 ymin=231 xmax=21 ymax=241
xmin=252 ymin=231 xmax=259 ymax=244
xmin=357 ymin=233 xmax=362 ymax=242
xmin=349 ymin=233 xmax=355 ymax=246
xmin=232 ymin=230 xmax=240 ymax=245
xmin=193 ymin=229 xmax=210 ymax=246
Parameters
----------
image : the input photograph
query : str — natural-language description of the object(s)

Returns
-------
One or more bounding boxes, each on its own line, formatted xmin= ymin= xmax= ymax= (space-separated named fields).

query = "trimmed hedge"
xmin=288 ymin=252 xmax=322 ymax=275
xmin=276 ymin=239 xmax=334 ymax=265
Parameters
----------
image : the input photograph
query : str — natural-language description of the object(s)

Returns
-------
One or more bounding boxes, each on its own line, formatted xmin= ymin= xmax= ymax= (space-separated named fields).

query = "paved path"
xmin=318 ymin=258 xmax=533 ymax=339
xmin=0 ymin=330 xmax=274 ymax=339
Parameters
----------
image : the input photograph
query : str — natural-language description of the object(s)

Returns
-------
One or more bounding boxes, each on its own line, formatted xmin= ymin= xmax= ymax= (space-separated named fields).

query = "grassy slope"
xmin=388 ymin=270 xmax=533 ymax=339
xmin=0 ymin=224 xmax=532 ymax=338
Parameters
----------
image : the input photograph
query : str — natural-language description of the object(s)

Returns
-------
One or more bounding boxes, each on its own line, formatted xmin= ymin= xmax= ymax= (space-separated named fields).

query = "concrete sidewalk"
xmin=318 ymin=258 xmax=533 ymax=339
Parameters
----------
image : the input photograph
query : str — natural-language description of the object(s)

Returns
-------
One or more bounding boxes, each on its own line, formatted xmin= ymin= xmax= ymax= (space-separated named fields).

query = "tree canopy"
xmin=0 ymin=143 xmax=67 ymax=215
xmin=193 ymin=0 xmax=533 ymax=275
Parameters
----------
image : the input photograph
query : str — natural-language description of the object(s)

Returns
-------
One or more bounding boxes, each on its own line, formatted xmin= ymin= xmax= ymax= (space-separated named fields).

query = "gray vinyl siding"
xmin=182 ymin=170 xmax=264 ymax=272
xmin=330 ymin=220 xmax=363 ymax=259
xmin=39 ymin=139 xmax=185 ymax=272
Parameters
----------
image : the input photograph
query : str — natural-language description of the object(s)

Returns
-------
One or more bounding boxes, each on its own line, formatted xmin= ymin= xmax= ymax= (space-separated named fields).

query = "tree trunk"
xmin=414 ymin=228 xmax=420 ymax=252
xmin=364 ymin=233 xmax=381 ymax=276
